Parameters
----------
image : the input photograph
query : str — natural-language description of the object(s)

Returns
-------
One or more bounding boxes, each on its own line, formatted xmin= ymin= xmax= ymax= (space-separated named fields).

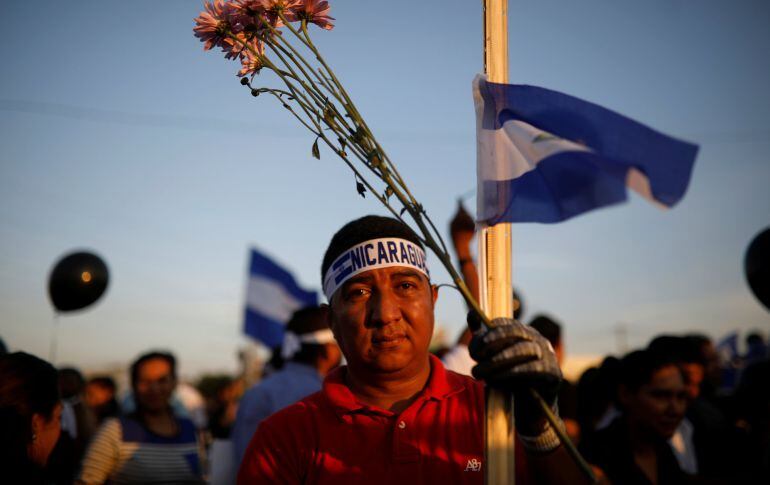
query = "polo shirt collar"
xmin=322 ymin=354 xmax=466 ymax=420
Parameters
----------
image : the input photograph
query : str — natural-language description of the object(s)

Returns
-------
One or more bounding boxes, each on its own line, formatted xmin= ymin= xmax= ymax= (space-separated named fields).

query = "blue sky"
xmin=1 ymin=1 xmax=768 ymax=377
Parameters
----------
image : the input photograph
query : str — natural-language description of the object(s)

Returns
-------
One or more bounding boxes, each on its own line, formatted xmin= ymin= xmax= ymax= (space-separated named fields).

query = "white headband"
xmin=322 ymin=237 xmax=430 ymax=300
xmin=281 ymin=329 xmax=336 ymax=360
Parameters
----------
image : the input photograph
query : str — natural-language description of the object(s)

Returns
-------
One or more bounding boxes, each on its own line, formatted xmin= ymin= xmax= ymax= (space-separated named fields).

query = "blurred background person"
xmin=733 ymin=348 xmax=770 ymax=482
xmin=648 ymin=335 xmax=745 ymax=481
xmin=57 ymin=368 xmax=97 ymax=467
xmin=743 ymin=331 xmax=768 ymax=367
xmin=581 ymin=349 xmax=690 ymax=484
xmin=530 ymin=314 xmax=580 ymax=444
xmin=77 ymin=351 xmax=204 ymax=484
xmin=197 ymin=374 xmax=241 ymax=440
xmin=231 ymin=305 xmax=341 ymax=465
xmin=0 ymin=352 xmax=63 ymax=484
xmin=577 ymin=356 xmax=622 ymax=441
xmin=84 ymin=376 xmax=120 ymax=426
xmin=120 ymin=378 xmax=207 ymax=430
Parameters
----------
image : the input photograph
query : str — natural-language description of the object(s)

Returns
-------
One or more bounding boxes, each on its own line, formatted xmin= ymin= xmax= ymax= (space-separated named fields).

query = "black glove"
xmin=468 ymin=314 xmax=562 ymax=431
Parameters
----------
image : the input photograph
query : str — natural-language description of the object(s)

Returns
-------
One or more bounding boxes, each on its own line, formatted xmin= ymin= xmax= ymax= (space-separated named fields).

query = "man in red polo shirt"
xmin=238 ymin=215 xmax=591 ymax=484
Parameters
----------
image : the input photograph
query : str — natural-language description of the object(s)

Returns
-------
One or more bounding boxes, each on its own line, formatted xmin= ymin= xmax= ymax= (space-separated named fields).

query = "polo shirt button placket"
xmin=398 ymin=420 xmax=406 ymax=429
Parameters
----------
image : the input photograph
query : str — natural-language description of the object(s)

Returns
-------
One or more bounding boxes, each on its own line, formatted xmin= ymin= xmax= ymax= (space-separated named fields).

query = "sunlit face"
xmin=681 ymin=362 xmax=704 ymax=400
xmin=133 ymin=358 xmax=176 ymax=413
xmin=29 ymin=402 xmax=62 ymax=466
xmin=622 ymin=364 xmax=688 ymax=440
xmin=85 ymin=383 xmax=114 ymax=408
xmin=329 ymin=266 xmax=437 ymax=378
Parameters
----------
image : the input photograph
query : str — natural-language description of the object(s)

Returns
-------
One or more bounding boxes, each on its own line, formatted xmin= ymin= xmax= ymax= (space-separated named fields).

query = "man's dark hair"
xmin=321 ymin=215 xmax=424 ymax=283
xmin=87 ymin=376 xmax=117 ymax=393
xmin=287 ymin=306 xmax=333 ymax=365
xmin=647 ymin=335 xmax=701 ymax=365
xmin=529 ymin=314 xmax=561 ymax=347
xmin=58 ymin=367 xmax=86 ymax=399
xmin=618 ymin=348 xmax=681 ymax=393
xmin=130 ymin=351 xmax=177 ymax=388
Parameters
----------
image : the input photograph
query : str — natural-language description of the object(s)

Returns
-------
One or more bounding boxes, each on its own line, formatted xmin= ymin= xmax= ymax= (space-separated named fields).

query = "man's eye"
xmin=346 ymin=287 xmax=369 ymax=299
xmin=397 ymin=281 xmax=416 ymax=291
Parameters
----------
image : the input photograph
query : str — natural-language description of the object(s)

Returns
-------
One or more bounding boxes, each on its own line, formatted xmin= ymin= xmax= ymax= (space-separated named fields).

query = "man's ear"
xmin=30 ymin=412 xmax=45 ymax=437
xmin=431 ymin=284 xmax=439 ymax=306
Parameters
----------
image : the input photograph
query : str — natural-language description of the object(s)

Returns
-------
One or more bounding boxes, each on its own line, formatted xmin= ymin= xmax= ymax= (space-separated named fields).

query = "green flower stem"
xmin=257 ymin=30 xmax=375 ymax=166
xmin=295 ymin=24 xmax=415 ymax=207
xmin=258 ymin=41 xmax=328 ymax=129
xmin=276 ymin=14 xmax=365 ymax=144
xmin=380 ymin=171 xmax=490 ymax=327
xmin=228 ymin=33 xmax=318 ymax=122
xmin=261 ymin=32 xmax=335 ymax=117
xmin=263 ymin=90 xmax=319 ymax=135
xmin=530 ymin=389 xmax=597 ymax=483
xmin=270 ymin=16 xmax=345 ymax=107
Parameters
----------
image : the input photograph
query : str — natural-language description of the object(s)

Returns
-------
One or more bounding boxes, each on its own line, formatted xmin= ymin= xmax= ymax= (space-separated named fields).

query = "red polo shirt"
xmin=238 ymin=355 xmax=532 ymax=484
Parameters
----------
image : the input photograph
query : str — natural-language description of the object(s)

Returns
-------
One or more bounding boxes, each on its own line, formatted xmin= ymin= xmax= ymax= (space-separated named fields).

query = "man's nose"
xmin=369 ymin=289 xmax=401 ymax=327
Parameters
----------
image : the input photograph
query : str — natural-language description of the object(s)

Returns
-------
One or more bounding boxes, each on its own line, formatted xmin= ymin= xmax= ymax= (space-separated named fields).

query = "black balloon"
xmin=48 ymin=251 xmax=109 ymax=313
xmin=745 ymin=227 xmax=770 ymax=312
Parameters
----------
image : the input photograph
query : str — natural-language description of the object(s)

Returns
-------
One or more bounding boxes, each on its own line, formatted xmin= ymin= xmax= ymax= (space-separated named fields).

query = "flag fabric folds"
xmin=243 ymin=248 xmax=318 ymax=348
xmin=473 ymin=74 xmax=698 ymax=224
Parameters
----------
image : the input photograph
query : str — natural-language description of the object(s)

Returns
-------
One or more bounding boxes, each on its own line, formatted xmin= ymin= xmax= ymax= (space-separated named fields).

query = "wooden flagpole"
xmin=481 ymin=1 xmax=515 ymax=484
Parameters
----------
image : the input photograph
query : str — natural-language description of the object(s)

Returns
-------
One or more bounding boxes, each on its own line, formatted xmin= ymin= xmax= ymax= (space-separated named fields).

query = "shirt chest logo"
xmin=464 ymin=458 xmax=482 ymax=472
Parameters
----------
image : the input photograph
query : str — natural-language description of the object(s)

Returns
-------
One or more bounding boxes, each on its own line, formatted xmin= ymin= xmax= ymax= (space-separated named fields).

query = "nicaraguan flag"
xmin=715 ymin=331 xmax=738 ymax=363
xmin=243 ymin=248 xmax=318 ymax=347
xmin=474 ymin=75 xmax=698 ymax=224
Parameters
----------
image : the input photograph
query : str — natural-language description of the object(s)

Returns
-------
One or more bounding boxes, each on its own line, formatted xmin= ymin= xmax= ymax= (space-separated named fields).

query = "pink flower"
xmin=237 ymin=39 xmax=265 ymax=77
xmin=222 ymin=31 xmax=252 ymax=59
xmin=296 ymin=0 xmax=334 ymax=30
xmin=261 ymin=0 xmax=303 ymax=23
xmin=230 ymin=0 xmax=285 ymax=29
xmin=193 ymin=0 xmax=235 ymax=51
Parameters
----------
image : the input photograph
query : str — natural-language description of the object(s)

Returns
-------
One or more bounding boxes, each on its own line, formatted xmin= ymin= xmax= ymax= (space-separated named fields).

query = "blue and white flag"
xmin=243 ymin=248 xmax=318 ymax=348
xmin=474 ymin=75 xmax=698 ymax=224
xmin=715 ymin=331 xmax=739 ymax=364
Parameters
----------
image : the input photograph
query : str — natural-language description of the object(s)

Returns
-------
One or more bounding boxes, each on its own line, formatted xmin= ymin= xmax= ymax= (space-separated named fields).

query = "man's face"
xmin=85 ymin=383 xmax=114 ymax=408
xmin=622 ymin=364 xmax=688 ymax=440
xmin=329 ymin=266 xmax=437 ymax=377
xmin=134 ymin=358 xmax=176 ymax=413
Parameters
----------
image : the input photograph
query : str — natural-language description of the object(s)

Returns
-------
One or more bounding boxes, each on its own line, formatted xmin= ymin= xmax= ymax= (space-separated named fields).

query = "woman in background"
xmin=0 ymin=352 xmax=63 ymax=484
xmin=78 ymin=351 xmax=203 ymax=484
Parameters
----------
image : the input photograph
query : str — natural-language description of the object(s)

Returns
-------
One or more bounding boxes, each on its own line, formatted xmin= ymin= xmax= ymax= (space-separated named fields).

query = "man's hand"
xmin=449 ymin=201 xmax=475 ymax=254
xmin=468 ymin=315 xmax=562 ymax=435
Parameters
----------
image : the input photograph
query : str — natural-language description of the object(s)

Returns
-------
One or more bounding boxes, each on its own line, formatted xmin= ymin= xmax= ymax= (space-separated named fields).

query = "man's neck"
xmin=344 ymin=359 xmax=432 ymax=414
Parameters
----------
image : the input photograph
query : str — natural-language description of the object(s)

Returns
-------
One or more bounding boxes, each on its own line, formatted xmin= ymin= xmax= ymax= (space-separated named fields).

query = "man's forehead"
xmin=344 ymin=266 xmax=429 ymax=284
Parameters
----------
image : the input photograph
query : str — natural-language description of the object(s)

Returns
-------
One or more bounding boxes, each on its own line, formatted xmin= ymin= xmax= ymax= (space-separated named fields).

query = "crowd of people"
xmin=1 ymin=212 xmax=768 ymax=484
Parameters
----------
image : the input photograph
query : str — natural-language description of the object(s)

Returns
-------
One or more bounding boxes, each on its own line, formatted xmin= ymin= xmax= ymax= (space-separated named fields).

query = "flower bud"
xmin=240 ymin=77 xmax=250 ymax=86
xmin=251 ymin=89 xmax=260 ymax=97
